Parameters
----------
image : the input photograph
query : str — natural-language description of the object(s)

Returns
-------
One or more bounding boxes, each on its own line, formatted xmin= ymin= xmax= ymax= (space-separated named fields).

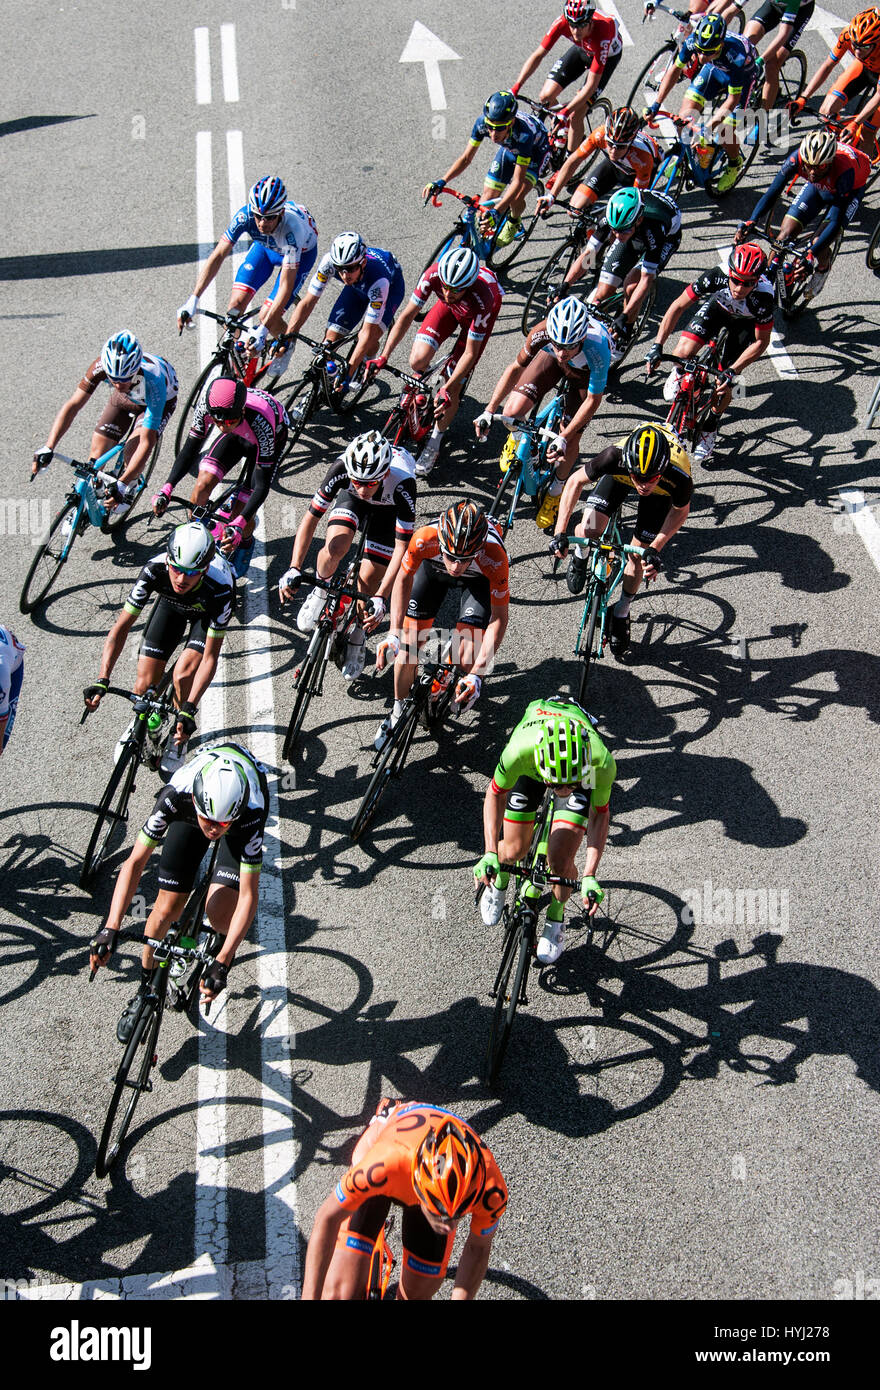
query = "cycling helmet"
xmin=437 ymin=245 xmax=480 ymax=290
xmin=206 ymin=376 xmax=247 ymax=421
xmin=729 ymin=242 xmax=767 ymax=282
xmin=693 ymin=14 xmax=726 ymax=52
xmin=606 ymin=106 xmax=641 ymax=145
xmin=411 ymin=1120 xmax=487 ymax=1221
xmin=192 ymin=753 xmax=249 ymax=824
xmin=547 ymin=295 xmax=592 ymax=347
xmin=101 ymin=332 xmax=143 ymax=382
xmin=438 ymin=500 xmax=489 ymax=558
xmin=248 ymin=175 xmax=287 ymax=217
xmin=166 ymin=520 xmax=216 ymax=575
xmin=342 ymin=430 xmax=392 ymax=483
xmin=534 ymin=716 xmax=589 ymax=785
xmin=623 ymin=424 xmax=671 ymax=479
xmin=799 ymin=129 xmax=837 ymax=170
xmin=483 ymin=90 xmax=518 ymax=128
xmin=606 ymin=186 xmax=643 ymax=231
xmin=852 ymin=8 xmax=880 ymax=46
xmin=565 ymin=0 xmax=596 ymax=24
xmin=330 ymin=231 xmax=367 ymax=269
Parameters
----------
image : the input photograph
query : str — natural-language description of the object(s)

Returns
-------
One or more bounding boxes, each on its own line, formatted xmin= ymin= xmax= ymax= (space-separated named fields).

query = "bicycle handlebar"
xmin=80 ymin=683 xmax=172 ymax=724
xmin=428 ymin=187 xmax=492 ymax=214
xmin=294 ymin=569 xmax=376 ymax=607
xmin=490 ymin=413 xmax=566 ymax=447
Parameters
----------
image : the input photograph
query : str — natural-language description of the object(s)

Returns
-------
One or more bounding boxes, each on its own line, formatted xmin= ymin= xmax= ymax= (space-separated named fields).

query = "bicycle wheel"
xmin=487 ymin=455 xmax=519 ymax=537
xmin=577 ymin=584 xmax=603 ymax=704
xmin=867 ymin=219 xmax=880 ymax=272
xmin=19 ymin=497 xmax=80 ymax=614
xmin=774 ymin=50 xmax=806 ymax=108
xmin=173 ymin=355 xmax=227 ymax=455
xmin=419 ymin=227 xmax=467 ymax=283
xmin=80 ymin=741 xmax=140 ymax=890
xmin=350 ymin=702 xmax=419 ymax=843
xmin=94 ymin=1000 xmax=160 ymax=1178
xmin=283 ymin=634 xmax=329 ymax=762
xmin=484 ymin=914 xmax=532 ymax=1086
xmin=584 ymin=97 xmax=612 ymax=139
xmin=626 ymin=41 xmax=676 ymax=109
xmin=521 ymin=239 xmax=581 ymax=335
xmin=280 ymin=377 xmax=320 ymax=457
xmin=487 ymin=206 xmax=541 ymax=271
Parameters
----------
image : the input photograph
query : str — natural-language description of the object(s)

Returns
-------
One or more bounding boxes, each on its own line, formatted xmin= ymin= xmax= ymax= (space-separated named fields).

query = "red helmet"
xmin=565 ymin=0 xmax=596 ymax=24
xmin=729 ymin=243 xmax=766 ymax=283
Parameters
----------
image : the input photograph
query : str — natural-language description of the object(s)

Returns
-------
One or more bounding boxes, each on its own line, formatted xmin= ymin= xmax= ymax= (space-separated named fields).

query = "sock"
xmin=546 ymin=897 xmax=565 ymax=924
xmin=548 ymin=471 xmax=564 ymax=498
xmin=495 ymin=870 xmax=510 ymax=890
xmin=614 ymin=592 xmax=634 ymax=619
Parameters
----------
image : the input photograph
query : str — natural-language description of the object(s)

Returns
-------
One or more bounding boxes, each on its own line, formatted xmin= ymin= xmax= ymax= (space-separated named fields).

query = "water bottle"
xmin=325 ymin=360 xmax=338 ymax=381
xmin=695 ymin=136 xmax=713 ymax=171
xmin=147 ymin=710 xmax=162 ymax=737
xmin=169 ymin=935 xmax=197 ymax=984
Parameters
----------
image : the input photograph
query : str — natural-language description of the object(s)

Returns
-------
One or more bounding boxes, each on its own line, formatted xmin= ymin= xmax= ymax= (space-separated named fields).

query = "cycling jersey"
xmin=124 ymin=552 xmax=235 ymax=639
xmin=832 ymin=9 xmax=880 ymax=73
xmin=307 ymin=246 xmax=406 ymax=328
xmin=574 ymin=125 xmax=659 ymax=188
xmin=411 ymin=265 xmax=503 ymax=345
xmin=469 ymin=111 xmax=550 ymax=176
xmin=223 ymin=200 xmax=319 ymax=272
xmin=588 ymin=189 xmax=682 ymax=275
xmin=518 ymin=317 xmax=611 ymax=395
xmin=170 ymin=388 xmax=288 ymax=522
xmin=540 ymin=12 xmax=623 ymax=71
xmin=749 ymin=143 xmax=870 ymax=250
xmin=586 ymin=427 xmax=694 ymax=508
xmin=677 ymin=32 xmax=759 ymax=97
xmin=78 ymin=353 xmax=179 ymax=432
xmin=402 ymin=521 xmax=510 ymax=610
xmin=140 ymin=741 xmax=268 ymax=869
xmin=491 ymin=696 xmax=616 ymax=808
xmin=333 ymin=1102 xmax=508 ymax=1240
xmin=0 ymin=625 xmax=25 ymax=750
xmin=310 ymin=449 xmax=417 ymax=541
xmin=683 ymin=265 xmax=775 ymax=329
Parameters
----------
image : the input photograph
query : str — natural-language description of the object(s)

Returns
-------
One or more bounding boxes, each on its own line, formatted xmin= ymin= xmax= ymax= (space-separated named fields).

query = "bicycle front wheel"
xmin=173 ymin=356 xmax=228 ymax=455
xmin=280 ymin=377 xmax=321 ymax=458
xmin=283 ymin=636 xmax=329 ymax=762
xmin=80 ymin=742 xmax=140 ymax=890
xmin=487 ymin=206 xmax=540 ymax=272
xmin=577 ymin=584 xmax=603 ymax=705
xmin=350 ymin=703 xmax=418 ymax=843
xmin=774 ymin=50 xmax=806 ymax=109
xmin=627 ymin=42 xmax=676 ymax=109
xmin=484 ymin=916 xmax=532 ymax=1087
xmin=94 ymin=1001 xmax=160 ymax=1178
xmin=19 ymin=498 xmax=79 ymax=614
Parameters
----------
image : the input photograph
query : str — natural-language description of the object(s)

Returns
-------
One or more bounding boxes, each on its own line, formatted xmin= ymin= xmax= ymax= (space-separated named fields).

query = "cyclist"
xmin=644 ymin=241 xmax=774 ymax=462
xmin=176 ymin=175 xmax=318 ymax=378
xmin=32 ymin=333 xmax=179 ymax=516
xmin=302 ymin=1099 xmax=507 ymax=1301
xmin=647 ymin=13 xmax=761 ymax=193
xmin=742 ymin=0 xmax=816 ymax=110
xmin=550 ymin=424 xmax=693 ymax=655
xmin=0 ymin=625 xmax=25 ymax=758
xmin=738 ymin=130 xmax=870 ymax=301
xmin=537 ymin=105 xmax=660 ymax=211
xmin=82 ymin=521 xmax=235 ymax=776
xmin=88 ymin=742 xmax=268 ymax=1036
xmin=278 ymin=431 xmax=417 ymax=681
xmin=373 ymin=501 xmax=509 ymax=750
xmin=555 ymin=186 xmax=682 ymax=362
xmin=510 ymin=2 xmax=624 ymax=153
xmin=474 ymin=295 xmax=611 ymax=529
xmin=474 ymin=695 xmax=616 ymax=964
xmin=268 ymin=233 xmax=406 ymax=395
xmin=153 ymin=376 xmax=288 ymax=579
xmin=791 ymin=7 xmax=880 ymax=149
xmin=364 ymin=247 xmax=502 ymax=476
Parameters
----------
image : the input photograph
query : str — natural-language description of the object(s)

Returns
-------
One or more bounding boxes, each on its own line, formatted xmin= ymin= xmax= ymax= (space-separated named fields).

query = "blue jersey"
xmin=469 ymin=112 xmax=550 ymax=169
xmin=677 ymin=33 xmax=758 ymax=94
xmin=307 ymin=246 xmax=405 ymax=325
xmin=223 ymin=199 xmax=318 ymax=271
xmin=78 ymin=352 xmax=178 ymax=433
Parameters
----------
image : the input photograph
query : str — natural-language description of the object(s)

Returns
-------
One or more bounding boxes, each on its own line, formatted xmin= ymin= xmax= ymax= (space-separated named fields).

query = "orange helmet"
xmin=411 ymin=1119 xmax=486 ymax=1219
xmin=852 ymin=7 xmax=880 ymax=46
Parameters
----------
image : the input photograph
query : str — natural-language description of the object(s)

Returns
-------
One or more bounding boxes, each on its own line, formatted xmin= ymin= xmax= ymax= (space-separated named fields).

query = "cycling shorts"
xmin=600 ymin=228 xmax=680 ymax=283
xmin=548 ymin=45 xmax=622 ymax=94
xmin=325 ymin=490 xmax=397 ymax=564
xmin=577 ymin=154 xmax=637 ymax=202
xmin=155 ymin=821 xmax=246 ymax=895
xmin=335 ymin=1196 xmax=455 ymax=1280
xmin=327 ymin=270 xmax=406 ymax=335
xmin=138 ymin=601 xmax=212 ymax=663
xmin=687 ymin=62 xmax=755 ymax=111
xmin=752 ymin=0 xmax=814 ymax=49
xmin=485 ymin=146 xmax=545 ymax=191
xmin=414 ymin=303 xmax=489 ymax=364
xmin=503 ymin=775 xmax=591 ymax=829
xmin=583 ymin=474 xmax=673 ymax=546
xmin=233 ymin=241 xmax=318 ymax=307
xmin=831 ymin=61 xmax=880 ymax=105
xmin=406 ymin=565 xmax=491 ymax=629
xmin=94 ymin=392 xmax=176 ymax=443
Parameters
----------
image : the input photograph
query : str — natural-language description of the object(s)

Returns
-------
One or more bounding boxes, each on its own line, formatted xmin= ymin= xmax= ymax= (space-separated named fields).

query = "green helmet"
xmin=534 ymin=717 xmax=589 ymax=786
xmin=606 ymin=186 xmax=643 ymax=232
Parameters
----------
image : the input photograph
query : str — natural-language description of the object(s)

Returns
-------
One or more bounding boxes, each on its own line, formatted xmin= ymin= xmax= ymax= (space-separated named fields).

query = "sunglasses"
xmin=729 ymin=273 xmax=759 ymax=286
xmin=485 ymin=120 xmax=514 ymax=132
xmin=169 ymin=562 xmax=208 ymax=577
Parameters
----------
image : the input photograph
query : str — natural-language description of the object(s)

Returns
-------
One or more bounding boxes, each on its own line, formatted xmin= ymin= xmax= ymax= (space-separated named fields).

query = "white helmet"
xmin=330 ymin=231 xmax=366 ymax=268
xmin=438 ymin=245 xmax=480 ymax=290
xmin=343 ymin=430 xmax=393 ymax=483
xmin=101 ymin=331 xmax=143 ymax=381
xmin=166 ymin=521 xmax=216 ymax=574
xmin=192 ymin=754 xmax=248 ymax=823
xmin=547 ymin=296 xmax=591 ymax=347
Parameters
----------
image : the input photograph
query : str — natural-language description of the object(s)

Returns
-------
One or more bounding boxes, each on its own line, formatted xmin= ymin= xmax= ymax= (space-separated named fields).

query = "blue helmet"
xmin=101 ymin=332 xmax=143 ymax=381
xmin=693 ymin=14 xmax=726 ymax=52
xmin=248 ymin=175 xmax=287 ymax=217
xmin=483 ymin=91 xmax=518 ymax=128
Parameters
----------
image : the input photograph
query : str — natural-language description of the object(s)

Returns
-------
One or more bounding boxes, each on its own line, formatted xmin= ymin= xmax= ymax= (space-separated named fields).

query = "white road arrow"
xmin=808 ymin=5 xmax=847 ymax=53
xmin=399 ymin=21 xmax=461 ymax=112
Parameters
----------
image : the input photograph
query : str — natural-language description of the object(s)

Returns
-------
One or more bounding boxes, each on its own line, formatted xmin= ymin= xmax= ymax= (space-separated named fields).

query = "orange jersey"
xmin=575 ymin=125 xmax=660 ymax=188
xmin=333 ymin=1103 xmax=508 ymax=1237
xmin=401 ymin=521 xmax=511 ymax=608
xmin=834 ymin=10 xmax=880 ymax=73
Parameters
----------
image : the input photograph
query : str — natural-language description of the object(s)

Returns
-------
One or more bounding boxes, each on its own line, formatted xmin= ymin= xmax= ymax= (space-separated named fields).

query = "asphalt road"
xmin=1 ymin=0 xmax=879 ymax=1307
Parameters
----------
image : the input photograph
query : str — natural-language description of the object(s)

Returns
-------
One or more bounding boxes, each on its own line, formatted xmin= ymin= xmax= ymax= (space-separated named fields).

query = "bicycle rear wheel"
xmin=521 ymin=239 xmax=581 ymax=336
xmin=487 ymin=206 xmax=541 ymax=272
xmin=280 ymin=377 xmax=321 ymax=458
xmin=774 ymin=50 xmax=806 ymax=108
xmin=484 ymin=914 xmax=532 ymax=1086
xmin=19 ymin=498 xmax=79 ymax=614
xmin=94 ymin=1001 xmax=160 ymax=1177
xmin=80 ymin=742 xmax=141 ymax=890
xmin=283 ymin=635 xmax=329 ymax=762
xmin=350 ymin=702 xmax=419 ymax=843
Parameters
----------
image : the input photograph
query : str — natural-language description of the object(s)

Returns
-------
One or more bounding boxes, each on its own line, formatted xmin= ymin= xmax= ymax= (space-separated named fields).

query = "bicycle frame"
xmin=53 ymin=443 xmax=126 ymax=556
xmin=568 ymin=524 xmax=648 ymax=665
xmin=427 ymin=188 xmax=501 ymax=262
xmin=488 ymin=397 xmax=567 ymax=536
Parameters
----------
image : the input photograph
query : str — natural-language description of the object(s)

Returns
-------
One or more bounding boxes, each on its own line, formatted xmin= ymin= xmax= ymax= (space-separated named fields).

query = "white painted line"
xmin=399 ymin=22 xmax=461 ymax=112
xmin=838 ymin=490 xmax=880 ymax=575
xmin=808 ymin=5 xmax=848 ymax=52
xmin=226 ymin=130 xmax=247 ymax=277
xmin=716 ymin=245 xmax=798 ymax=380
xmin=196 ymin=131 xmax=218 ymax=371
xmin=12 ymin=1256 xmax=275 ymax=1301
xmin=602 ymin=1 xmax=634 ymax=46
xmin=220 ymin=24 xmax=240 ymax=103
xmin=194 ymin=27 xmax=212 ymax=106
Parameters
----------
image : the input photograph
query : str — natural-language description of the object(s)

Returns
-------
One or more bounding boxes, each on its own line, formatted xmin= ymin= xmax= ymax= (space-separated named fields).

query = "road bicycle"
xmin=518 ymin=91 xmax=613 ymax=188
xmin=479 ymin=792 xmax=583 ymax=1086
xmin=173 ymin=307 xmax=282 ymax=453
xmin=746 ymin=224 xmax=843 ymax=319
xmin=483 ymin=406 xmax=567 ymax=538
xmin=419 ymin=185 xmax=544 ymax=276
xmin=19 ymin=432 xmax=162 ymax=614
xmin=650 ymin=341 xmax=732 ymax=454
xmin=79 ymin=677 xmax=179 ymax=890
xmin=350 ymin=641 xmax=461 ymax=843
xmin=560 ymin=522 xmax=650 ymax=701
xmin=379 ymin=354 xmax=456 ymax=467
xmin=91 ymin=843 xmax=221 ymax=1177
xmin=278 ymin=332 xmax=370 ymax=459
xmin=645 ymin=106 xmax=760 ymax=200
xmin=283 ymin=526 xmax=373 ymax=763
xmin=366 ymin=1214 xmax=396 ymax=1300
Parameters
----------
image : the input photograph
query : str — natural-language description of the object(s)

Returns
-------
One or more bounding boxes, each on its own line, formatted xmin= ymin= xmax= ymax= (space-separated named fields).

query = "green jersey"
xmin=490 ymin=696 xmax=616 ymax=808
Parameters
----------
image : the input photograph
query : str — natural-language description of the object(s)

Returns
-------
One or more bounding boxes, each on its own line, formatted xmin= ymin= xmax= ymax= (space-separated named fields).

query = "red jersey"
xmin=410 ymin=265 xmax=503 ymax=342
xmin=796 ymin=141 xmax=870 ymax=197
xmin=540 ymin=12 xmax=623 ymax=73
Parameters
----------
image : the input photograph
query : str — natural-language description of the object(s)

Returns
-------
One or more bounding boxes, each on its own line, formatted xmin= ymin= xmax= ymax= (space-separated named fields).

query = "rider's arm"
xmin=388 ymin=565 xmax=416 ymax=637
xmin=184 ymin=632 xmax=225 ymax=709
xmin=484 ymin=348 xmax=530 ymax=416
xmin=555 ymin=465 xmax=590 ymax=537
xmin=450 ymin=1228 xmax=495 ymax=1300
xmin=471 ymin=600 xmax=509 ymax=681
xmin=301 ymin=1193 xmax=350 ymax=1300
xmin=379 ymin=297 xmax=420 ymax=362
xmin=562 ymin=388 xmax=604 ymax=442
xmin=97 ymin=606 xmax=139 ymax=685
xmin=261 ymin=266 xmax=297 ymax=338
xmin=481 ymin=776 xmax=507 ymax=857
xmin=43 ymin=385 xmax=91 ymax=451
xmin=653 ymin=284 xmax=695 ymax=348
xmin=439 ymin=142 xmax=478 ymax=186
xmin=748 ymin=151 xmax=797 ymax=224
xmin=581 ymin=797 xmax=611 ymax=882
xmin=650 ymin=501 xmax=690 ymax=553
xmin=191 ymin=237 xmax=233 ymax=301
xmin=375 ymin=534 xmax=410 ymax=603
xmin=118 ymin=427 xmax=158 ymax=486
xmin=801 ymin=53 xmax=838 ymax=103
xmin=100 ymin=834 xmax=155 ymax=938
xmin=290 ymin=507 xmax=322 ymax=572
xmin=730 ymin=325 xmax=772 ymax=373
xmin=512 ymin=43 xmax=548 ymax=93
xmin=211 ymin=863 xmax=260 ymax=971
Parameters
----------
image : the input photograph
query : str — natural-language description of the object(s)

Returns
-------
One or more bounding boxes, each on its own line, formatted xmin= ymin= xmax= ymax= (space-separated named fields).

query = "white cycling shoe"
xmin=341 ymin=627 xmax=366 ymax=681
xmin=296 ymin=586 xmax=325 ymax=634
xmin=374 ymin=705 xmax=403 ymax=751
xmin=480 ymin=881 xmax=507 ymax=927
xmin=536 ymin=918 xmax=566 ymax=965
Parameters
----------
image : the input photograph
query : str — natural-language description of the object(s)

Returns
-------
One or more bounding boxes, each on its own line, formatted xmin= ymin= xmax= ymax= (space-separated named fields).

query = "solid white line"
xmin=194 ymin=27 xmax=212 ymax=106
xmin=196 ymin=132 xmax=218 ymax=370
xmin=716 ymin=245 xmax=798 ymax=380
xmin=226 ymin=130 xmax=247 ymax=278
xmin=13 ymin=1256 xmax=269 ymax=1301
xmin=838 ymin=490 xmax=880 ymax=576
xmin=220 ymin=24 xmax=240 ymax=103
xmin=601 ymin=1 xmax=634 ymax=46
